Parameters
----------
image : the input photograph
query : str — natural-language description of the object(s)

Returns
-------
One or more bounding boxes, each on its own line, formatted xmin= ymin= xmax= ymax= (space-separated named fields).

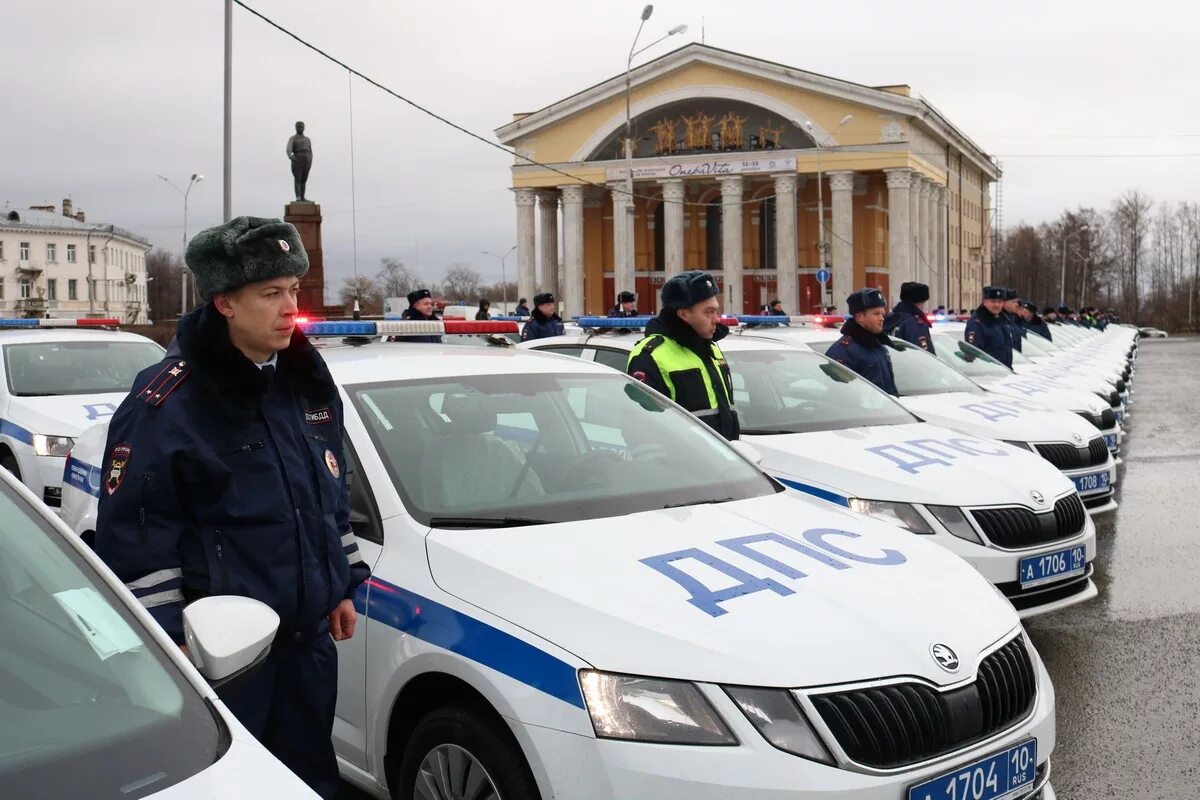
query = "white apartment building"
xmin=0 ymin=199 xmax=150 ymax=323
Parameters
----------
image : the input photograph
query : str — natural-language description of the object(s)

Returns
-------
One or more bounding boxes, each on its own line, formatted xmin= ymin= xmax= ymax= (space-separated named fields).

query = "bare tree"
xmin=338 ymin=275 xmax=382 ymax=316
xmin=441 ymin=263 xmax=483 ymax=301
xmin=376 ymin=257 xmax=422 ymax=298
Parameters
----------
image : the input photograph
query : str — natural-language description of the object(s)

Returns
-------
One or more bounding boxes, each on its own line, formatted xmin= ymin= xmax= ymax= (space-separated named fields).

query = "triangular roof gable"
xmin=496 ymin=43 xmax=997 ymax=179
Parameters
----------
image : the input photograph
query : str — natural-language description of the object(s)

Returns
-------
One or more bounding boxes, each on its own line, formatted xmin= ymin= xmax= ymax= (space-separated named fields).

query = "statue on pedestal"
xmin=286 ymin=121 xmax=313 ymax=202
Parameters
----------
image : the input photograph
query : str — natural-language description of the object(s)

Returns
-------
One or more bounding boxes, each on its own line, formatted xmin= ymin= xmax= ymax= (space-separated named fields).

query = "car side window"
xmin=343 ymin=442 xmax=383 ymax=546
xmin=538 ymin=345 xmax=586 ymax=359
xmin=590 ymin=348 xmax=629 ymax=372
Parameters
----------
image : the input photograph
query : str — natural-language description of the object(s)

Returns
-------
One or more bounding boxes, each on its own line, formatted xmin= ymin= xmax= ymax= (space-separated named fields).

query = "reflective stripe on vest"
xmin=629 ymin=334 xmax=731 ymax=412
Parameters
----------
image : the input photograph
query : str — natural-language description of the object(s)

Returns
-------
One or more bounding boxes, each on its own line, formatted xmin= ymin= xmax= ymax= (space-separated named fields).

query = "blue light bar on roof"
xmin=490 ymin=315 xmax=530 ymax=322
xmin=735 ymin=315 xmax=790 ymax=324
xmin=575 ymin=316 xmax=653 ymax=328
xmin=0 ymin=319 xmax=41 ymax=327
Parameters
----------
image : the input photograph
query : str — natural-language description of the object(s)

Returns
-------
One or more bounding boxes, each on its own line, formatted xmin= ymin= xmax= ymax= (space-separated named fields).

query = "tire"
xmin=1 ymin=452 xmax=20 ymax=482
xmin=393 ymin=706 xmax=540 ymax=800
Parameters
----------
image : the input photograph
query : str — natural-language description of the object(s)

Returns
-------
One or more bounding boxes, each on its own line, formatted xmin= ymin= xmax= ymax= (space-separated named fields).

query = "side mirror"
xmin=730 ymin=440 xmax=764 ymax=465
xmin=182 ymin=596 xmax=279 ymax=687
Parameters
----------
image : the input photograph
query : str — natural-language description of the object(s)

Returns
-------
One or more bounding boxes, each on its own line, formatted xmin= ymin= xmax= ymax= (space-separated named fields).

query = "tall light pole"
xmin=158 ymin=173 xmax=204 ymax=316
xmin=223 ymin=0 xmax=233 ymax=222
xmin=623 ymin=7 xmax=686 ymax=296
xmin=1059 ymin=222 xmax=1089 ymax=305
xmin=483 ymin=246 xmax=516 ymax=310
xmin=806 ymin=115 xmax=852 ymax=305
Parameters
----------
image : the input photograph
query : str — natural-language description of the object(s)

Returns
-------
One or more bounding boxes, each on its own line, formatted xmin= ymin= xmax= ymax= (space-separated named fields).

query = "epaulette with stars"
xmin=138 ymin=360 xmax=191 ymax=407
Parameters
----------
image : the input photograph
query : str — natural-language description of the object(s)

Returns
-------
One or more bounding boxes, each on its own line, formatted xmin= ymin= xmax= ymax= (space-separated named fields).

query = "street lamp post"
xmin=158 ymin=173 xmax=204 ymax=316
xmin=806 ymin=115 xmax=853 ymax=305
xmin=1059 ymin=222 xmax=1089 ymax=305
xmin=623 ymin=7 xmax=686 ymax=296
xmin=483 ymin=246 xmax=516 ymax=310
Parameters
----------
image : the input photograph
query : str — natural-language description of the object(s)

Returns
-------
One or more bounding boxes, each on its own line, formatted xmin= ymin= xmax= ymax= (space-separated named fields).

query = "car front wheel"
xmin=395 ymin=706 xmax=539 ymax=800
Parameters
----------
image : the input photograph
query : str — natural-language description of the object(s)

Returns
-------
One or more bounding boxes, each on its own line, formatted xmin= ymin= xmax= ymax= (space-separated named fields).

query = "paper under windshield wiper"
xmin=662 ymin=497 xmax=736 ymax=509
xmin=428 ymin=516 xmax=554 ymax=529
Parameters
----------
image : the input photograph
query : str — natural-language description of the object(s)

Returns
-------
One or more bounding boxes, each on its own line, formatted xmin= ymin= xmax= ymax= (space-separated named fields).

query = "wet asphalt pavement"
xmin=1025 ymin=335 xmax=1200 ymax=799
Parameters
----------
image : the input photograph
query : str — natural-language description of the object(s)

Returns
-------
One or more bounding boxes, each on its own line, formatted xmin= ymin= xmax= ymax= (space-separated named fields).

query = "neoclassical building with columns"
xmin=495 ymin=44 xmax=999 ymax=316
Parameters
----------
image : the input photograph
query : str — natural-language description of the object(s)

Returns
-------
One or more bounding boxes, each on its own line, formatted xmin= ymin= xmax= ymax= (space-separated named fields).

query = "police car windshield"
xmin=0 ymin=477 xmax=224 ymax=797
xmin=888 ymin=342 xmax=987 ymax=396
xmin=347 ymin=373 xmax=778 ymax=526
xmin=730 ymin=349 xmax=915 ymax=434
xmin=931 ymin=335 xmax=1012 ymax=378
xmin=4 ymin=341 xmax=164 ymax=396
xmin=1019 ymin=335 xmax=1054 ymax=356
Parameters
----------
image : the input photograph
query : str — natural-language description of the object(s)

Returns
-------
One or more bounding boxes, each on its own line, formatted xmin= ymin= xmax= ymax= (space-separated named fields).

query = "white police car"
xmin=741 ymin=323 xmax=1119 ymax=515
xmin=65 ymin=319 xmax=1058 ymax=800
xmin=0 ymin=319 xmax=163 ymax=511
xmin=523 ymin=320 xmax=1098 ymax=618
xmin=0 ymin=459 xmax=317 ymax=797
xmin=929 ymin=334 xmax=1124 ymax=454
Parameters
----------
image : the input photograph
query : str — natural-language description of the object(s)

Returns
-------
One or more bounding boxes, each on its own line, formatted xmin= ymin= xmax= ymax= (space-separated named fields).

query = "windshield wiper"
xmin=741 ymin=428 xmax=798 ymax=435
xmin=663 ymin=497 xmax=736 ymax=509
xmin=428 ymin=516 xmax=554 ymax=529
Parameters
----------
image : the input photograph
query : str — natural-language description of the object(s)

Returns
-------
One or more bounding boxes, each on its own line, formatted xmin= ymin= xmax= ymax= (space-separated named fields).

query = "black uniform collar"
xmin=646 ymin=309 xmax=728 ymax=357
xmin=531 ymin=308 xmax=562 ymax=324
xmin=173 ymin=303 xmax=337 ymax=422
xmin=891 ymin=301 xmax=927 ymax=320
xmin=974 ymin=303 xmax=1001 ymax=322
xmin=840 ymin=318 xmax=893 ymax=349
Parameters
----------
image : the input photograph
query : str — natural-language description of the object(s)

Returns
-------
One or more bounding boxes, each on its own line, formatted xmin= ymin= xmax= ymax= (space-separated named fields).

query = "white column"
xmin=908 ymin=176 xmax=923 ymax=289
xmin=514 ymin=188 xmax=537 ymax=306
xmin=828 ymin=170 xmax=855 ymax=299
xmin=772 ymin=173 xmax=798 ymax=315
xmin=536 ymin=190 xmax=560 ymax=302
xmin=884 ymin=169 xmax=913 ymax=296
xmin=559 ymin=184 xmax=585 ymax=318
xmin=934 ymin=185 xmax=948 ymax=307
xmin=719 ymin=176 xmax=744 ymax=314
xmin=659 ymin=179 xmax=686 ymax=280
xmin=609 ymin=182 xmax=635 ymax=299
xmin=921 ymin=180 xmax=935 ymax=289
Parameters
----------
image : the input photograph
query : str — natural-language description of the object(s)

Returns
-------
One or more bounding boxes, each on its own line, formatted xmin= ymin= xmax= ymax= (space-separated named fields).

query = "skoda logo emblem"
xmin=930 ymin=643 xmax=959 ymax=672
xmin=1072 ymin=433 xmax=1083 ymax=444
xmin=1029 ymin=490 xmax=1045 ymax=505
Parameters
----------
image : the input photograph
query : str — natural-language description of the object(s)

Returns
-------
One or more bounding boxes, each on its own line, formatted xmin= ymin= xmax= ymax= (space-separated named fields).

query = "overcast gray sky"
xmin=3 ymin=0 xmax=1197 ymax=296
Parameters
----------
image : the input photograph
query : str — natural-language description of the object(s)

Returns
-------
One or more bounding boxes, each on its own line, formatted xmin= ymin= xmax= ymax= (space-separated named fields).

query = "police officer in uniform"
xmin=883 ymin=281 xmax=935 ymax=353
xmin=1043 ymin=306 xmax=1060 ymax=326
xmin=399 ymin=288 xmax=442 ymax=343
xmin=627 ymin=270 xmax=739 ymax=440
xmin=608 ymin=290 xmax=639 ymax=318
xmin=966 ymin=285 xmax=1013 ymax=367
xmin=825 ymin=288 xmax=899 ymax=396
xmin=1020 ymin=301 xmax=1053 ymax=341
xmin=520 ymin=292 xmax=565 ymax=340
xmin=1001 ymin=288 xmax=1024 ymax=352
xmin=95 ymin=216 xmax=370 ymax=799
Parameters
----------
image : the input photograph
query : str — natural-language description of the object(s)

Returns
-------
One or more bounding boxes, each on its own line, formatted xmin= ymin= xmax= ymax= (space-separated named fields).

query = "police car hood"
xmin=747 ymin=422 xmax=1074 ymax=507
xmin=427 ymin=491 xmax=1018 ymax=688
xmin=976 ymin=377 xmax=1112 ymax=417
xmin=1010 ymin=365 xmax=1116 ymax=394
xmin=6 ymin=393 xmax=126 ymax=438
xmin=898 ymin=392 xmax=1103 ymax=445
xmin=155 ymin=725 xmax=318 ymax=797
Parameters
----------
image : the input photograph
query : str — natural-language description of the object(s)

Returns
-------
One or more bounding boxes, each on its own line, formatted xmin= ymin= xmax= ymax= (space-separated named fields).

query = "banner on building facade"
xmin=606 ymin=156 xmax=797 ymax=182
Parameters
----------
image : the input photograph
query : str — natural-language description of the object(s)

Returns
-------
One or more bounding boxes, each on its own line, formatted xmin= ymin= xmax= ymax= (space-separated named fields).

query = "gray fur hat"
xmin=185 ymin=216 xmax=309 ymax=300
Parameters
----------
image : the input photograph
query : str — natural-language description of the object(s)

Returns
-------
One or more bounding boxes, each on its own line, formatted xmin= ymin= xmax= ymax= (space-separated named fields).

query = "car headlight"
xmin=847 ymin=499 xmax=933 ymax=534
xmin=32 ymin=434 xmax=74 ymax=457
xmin=926 ymin=505 xmax=985 ymax=545
xmin=1003 ymin=440 xmax=1033 ymax=451
xmin=725 ymin=686 xmax=833 ymax=764
xmin=579 ymin=671 xmax=736 ymax=745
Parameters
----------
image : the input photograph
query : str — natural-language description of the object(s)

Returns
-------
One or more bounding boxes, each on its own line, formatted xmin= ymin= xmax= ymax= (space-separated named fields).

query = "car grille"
xmin=810 ymin=637 xmax=1037 ymax=769
xmin=1077 ymin=409 xmax=1117 ymax=430
xmin=1034 ymin=438 xmax=1108 ymax=469
xmin=1107 ymin=390 xmax=1120 ymax=407
xmin=998 ymin=565 xmax=1094 ymax=610
xmin=970 ymin=494 xmax=1086 ymax=548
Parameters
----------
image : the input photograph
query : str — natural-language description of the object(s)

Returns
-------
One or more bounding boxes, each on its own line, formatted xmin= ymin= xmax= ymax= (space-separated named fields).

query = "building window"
xmin=47 ymin=279 xmax=57 ymax=301
xmin=0 ymin=241 xmax=4 ymax=260
xmin=89 ymin=244 xmax=96 ymax=263
xmin=68 ymin=279 xmax=78 ymax=300
xmin=67 ymin=244 xmax=77 ymax=263
xmin=46 ymin=243 xmax=57 ymax=263
xmin=19 ymin=280 xmax=30 ymax=299
xmin=0 ymin=278 xmax=5 ymax=299
xmin=20 ymin=242 xmax=30 ymax=261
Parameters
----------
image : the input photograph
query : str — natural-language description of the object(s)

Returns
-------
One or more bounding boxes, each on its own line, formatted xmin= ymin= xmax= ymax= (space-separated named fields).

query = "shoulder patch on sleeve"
xmin=138 ymin=360 xmax=191 ymax=407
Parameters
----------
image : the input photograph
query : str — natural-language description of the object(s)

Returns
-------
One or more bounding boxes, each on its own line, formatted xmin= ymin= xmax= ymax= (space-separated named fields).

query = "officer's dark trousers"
xmin=219 ymin=632 xmax=340 ymax=799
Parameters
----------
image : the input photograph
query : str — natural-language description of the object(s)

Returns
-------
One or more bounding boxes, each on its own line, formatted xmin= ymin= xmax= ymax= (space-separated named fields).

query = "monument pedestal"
xmin=284 ymin=202 xmax=342 ymax=317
